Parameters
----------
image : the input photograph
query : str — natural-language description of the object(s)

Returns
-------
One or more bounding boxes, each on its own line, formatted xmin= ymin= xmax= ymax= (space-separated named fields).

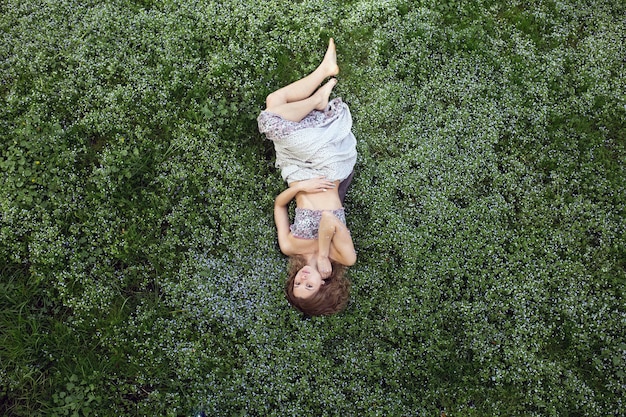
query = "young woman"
xmin=257 ymin=38 xmax=357 ymax=316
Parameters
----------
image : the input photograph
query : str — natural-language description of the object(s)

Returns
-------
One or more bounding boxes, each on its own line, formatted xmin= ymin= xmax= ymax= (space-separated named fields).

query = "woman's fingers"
xmin=311 ymin=179 xmax=335 ymax=192
xmin=300 ymin=177 xmax=336 ymax=193
xmin=318 ymin=256 xmax=332 ymax=278
xmin=319 ymin=180 xmax=335 ymax=189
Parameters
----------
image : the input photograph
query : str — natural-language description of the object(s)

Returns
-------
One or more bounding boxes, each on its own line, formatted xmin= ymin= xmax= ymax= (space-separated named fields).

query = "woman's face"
xmin=293 ymin=265 xmax=325 ymax=299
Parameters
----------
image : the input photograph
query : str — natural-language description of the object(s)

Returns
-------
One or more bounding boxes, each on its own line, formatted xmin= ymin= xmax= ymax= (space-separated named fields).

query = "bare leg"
xmin=265 ymin=38 xmax=340 ymax=122
xmin=268 ymin=78 xmax=337 ymax=122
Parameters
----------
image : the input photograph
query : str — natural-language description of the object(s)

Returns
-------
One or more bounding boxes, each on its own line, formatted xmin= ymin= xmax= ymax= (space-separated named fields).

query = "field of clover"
xmin=1 ymin=0 xmax=625 ymax=416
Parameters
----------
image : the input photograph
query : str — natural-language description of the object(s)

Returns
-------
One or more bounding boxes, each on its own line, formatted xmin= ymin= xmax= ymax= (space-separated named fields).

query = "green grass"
xmin=1 ymin=0 xmax=625 ymax=415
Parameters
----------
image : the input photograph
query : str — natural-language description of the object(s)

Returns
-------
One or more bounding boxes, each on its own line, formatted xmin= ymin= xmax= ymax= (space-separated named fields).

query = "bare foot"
xmin=314 ymin=78 xmax=337 ymax=110
xmin=321 ymin=38 xmax=340 ymax=77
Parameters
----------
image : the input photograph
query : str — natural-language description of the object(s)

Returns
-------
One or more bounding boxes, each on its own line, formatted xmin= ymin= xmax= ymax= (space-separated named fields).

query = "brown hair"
xmin=284 ymin=255 xmax=351 ymax=316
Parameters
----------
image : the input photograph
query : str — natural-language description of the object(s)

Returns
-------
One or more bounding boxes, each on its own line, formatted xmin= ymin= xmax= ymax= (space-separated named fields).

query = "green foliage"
xmin=1 ymin=0 xmax=625 ymax=416
xmin=51 ymin=375 xmax=101 ymax=417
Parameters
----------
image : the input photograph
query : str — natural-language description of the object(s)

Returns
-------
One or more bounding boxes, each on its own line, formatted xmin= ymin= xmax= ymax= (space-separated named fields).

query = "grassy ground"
xmin=1 ymin=0 xmax=625 ymax=415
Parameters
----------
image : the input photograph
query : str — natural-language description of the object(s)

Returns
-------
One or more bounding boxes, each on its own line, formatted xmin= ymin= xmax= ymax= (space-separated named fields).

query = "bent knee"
xmin=265 ymin=92 xmax=285 ymax=110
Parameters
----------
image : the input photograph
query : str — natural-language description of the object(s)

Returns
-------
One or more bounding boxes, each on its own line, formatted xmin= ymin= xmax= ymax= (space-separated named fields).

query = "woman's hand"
xmin=317 ymin=255 xmax=332 ymax=278
xmin=293 ymin=177 xmax=336 ymax=193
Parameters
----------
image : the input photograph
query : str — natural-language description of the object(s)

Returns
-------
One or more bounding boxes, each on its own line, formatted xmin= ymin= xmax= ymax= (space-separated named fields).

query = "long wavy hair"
xmin=284 ymin=255 xmax=350 ymax=316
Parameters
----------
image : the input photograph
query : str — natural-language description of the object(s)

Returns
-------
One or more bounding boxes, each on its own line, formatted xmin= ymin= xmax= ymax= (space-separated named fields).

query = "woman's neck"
xmin=304 ymin=253 xmax=318 ymax=268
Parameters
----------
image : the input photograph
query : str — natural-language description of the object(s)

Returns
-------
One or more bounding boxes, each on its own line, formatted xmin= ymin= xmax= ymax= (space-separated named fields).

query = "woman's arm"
xmin=274 ymin=186 xmax=300 ymax=255
xmin=318 ymin=211 xmax=356 ymax=270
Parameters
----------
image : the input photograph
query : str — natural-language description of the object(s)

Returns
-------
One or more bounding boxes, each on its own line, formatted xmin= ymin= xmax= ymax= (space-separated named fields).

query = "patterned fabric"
xmin=290 ymin=208 xmax=346 ymax=240
xmin=258 ymin=98 xmax=357 ymax=184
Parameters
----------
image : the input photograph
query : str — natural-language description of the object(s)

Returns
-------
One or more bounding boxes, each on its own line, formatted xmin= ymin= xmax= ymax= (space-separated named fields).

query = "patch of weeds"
xmin=51 ymin=375 xmax=101 ymax=417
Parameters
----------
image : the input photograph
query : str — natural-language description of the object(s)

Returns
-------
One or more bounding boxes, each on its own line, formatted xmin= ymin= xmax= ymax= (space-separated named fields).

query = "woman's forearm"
xmin=319 ymin=211 xmax=356 ymax=266
xmin=274 ymin=183 xmax=302 ymax=208
xmin=317 ymin=212 xmax=336 ymax=258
